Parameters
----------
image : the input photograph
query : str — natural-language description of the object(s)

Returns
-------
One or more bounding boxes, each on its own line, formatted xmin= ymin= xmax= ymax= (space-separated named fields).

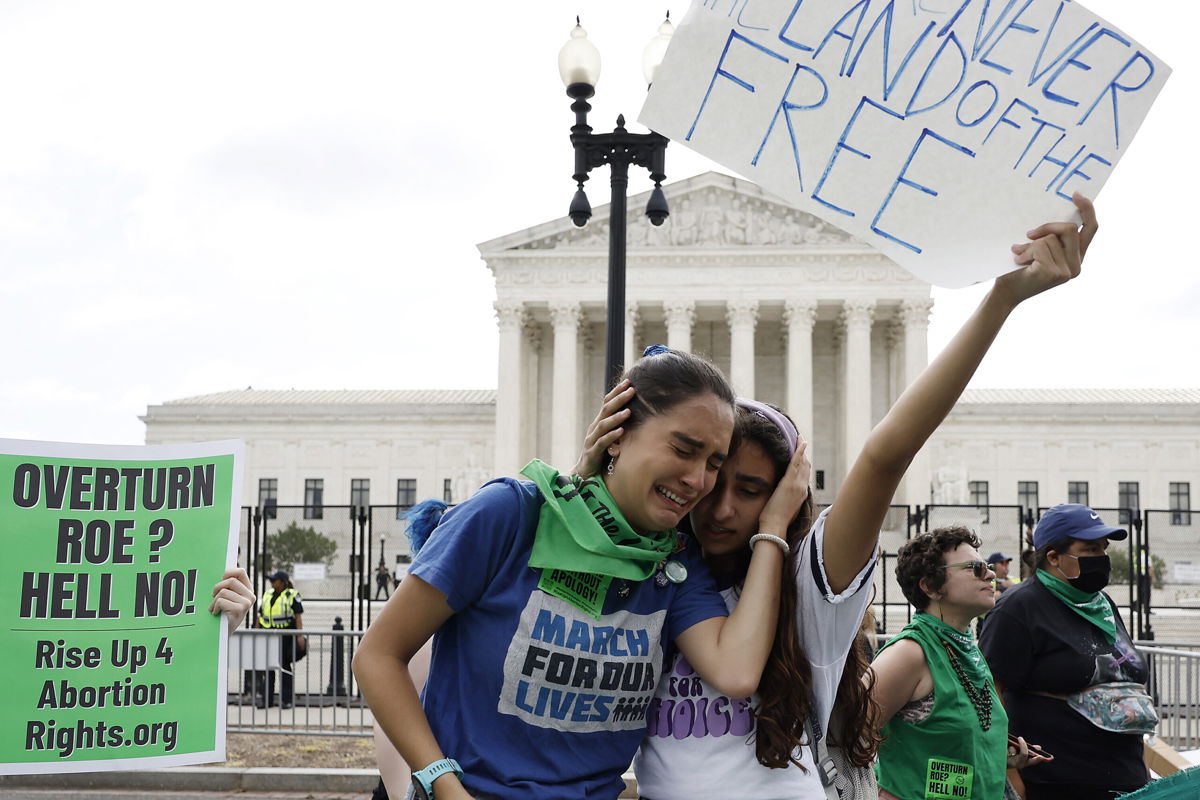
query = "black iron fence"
xmin=224 ymin=500 xmax=1200 ymax=743
xmin=235 ymin=503 xmax=1197 ymax=637
xmin=221 ymin=628 xmax=1200 ymax=750
xmin=238 ymin=504 xmax=431 ymax=630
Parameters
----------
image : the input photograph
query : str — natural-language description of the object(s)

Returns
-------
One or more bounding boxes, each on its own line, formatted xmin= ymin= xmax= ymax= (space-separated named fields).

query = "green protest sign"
xmin=0 ymin=439 xmax=243 ymax=774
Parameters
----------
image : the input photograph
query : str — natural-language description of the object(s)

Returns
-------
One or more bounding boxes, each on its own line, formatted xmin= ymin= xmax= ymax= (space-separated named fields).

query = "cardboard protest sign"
xmin=0 ymin=439 xmax=243 ymax=774
xmin=640 ymin=0 xmax=1170 ymax=287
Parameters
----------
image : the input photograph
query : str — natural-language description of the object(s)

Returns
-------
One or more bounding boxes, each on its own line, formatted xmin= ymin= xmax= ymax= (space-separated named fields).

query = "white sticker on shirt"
xmin=498 ymin=593 xmax=667 ymax=732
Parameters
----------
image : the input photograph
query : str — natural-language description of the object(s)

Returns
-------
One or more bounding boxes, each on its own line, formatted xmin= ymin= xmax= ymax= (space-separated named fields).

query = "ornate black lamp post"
xmin=558 ymin=15 xmax=674 ymax=389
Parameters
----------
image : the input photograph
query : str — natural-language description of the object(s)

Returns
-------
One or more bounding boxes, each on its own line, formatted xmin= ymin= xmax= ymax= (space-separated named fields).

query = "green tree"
xmin=263 ymin=522 xmax=338 ymax=574
xmin=1110 ymin=549 xmax=1132 ymax=583
xmin=1150 ymin=553 xmax=1167 ymax=590
xmin=1108 ymin=549 xmax=1166 ymax=590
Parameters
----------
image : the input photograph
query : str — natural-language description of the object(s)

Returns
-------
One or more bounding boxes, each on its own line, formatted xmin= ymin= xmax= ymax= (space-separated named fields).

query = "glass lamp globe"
xmin=558 ymin=20 xmax=601 ymax=88
xmin=642 ymin=14 xmax=675 ymax=86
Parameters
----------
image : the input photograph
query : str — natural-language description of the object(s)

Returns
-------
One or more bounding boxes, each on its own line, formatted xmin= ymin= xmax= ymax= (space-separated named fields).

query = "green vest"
xmin=259 ymin=587 xmax=300 ymax=629
xmin=874 ymin=619 xmax=1008 ymax=800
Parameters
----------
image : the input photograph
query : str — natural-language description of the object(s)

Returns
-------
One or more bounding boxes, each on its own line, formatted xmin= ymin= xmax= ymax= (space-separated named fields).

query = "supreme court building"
xmin=143 ymin=172 xmax=1199 ymax=523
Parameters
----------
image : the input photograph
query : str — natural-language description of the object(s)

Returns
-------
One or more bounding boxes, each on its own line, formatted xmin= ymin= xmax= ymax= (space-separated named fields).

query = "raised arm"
xmin=822 ymin=195 xmax=1098 ymax=591
xmin=674 ymin=441 xmax=811 ymax=697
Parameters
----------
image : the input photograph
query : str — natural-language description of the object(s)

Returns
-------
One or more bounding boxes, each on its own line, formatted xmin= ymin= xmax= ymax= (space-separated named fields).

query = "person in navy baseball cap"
xmin=1032 ymin=504 xmax=1128 ymax=550
xmin=980 ymin=504 xmax=1150 ymax=799
xmin=986 ymin=552 xmax=1016 ymax=593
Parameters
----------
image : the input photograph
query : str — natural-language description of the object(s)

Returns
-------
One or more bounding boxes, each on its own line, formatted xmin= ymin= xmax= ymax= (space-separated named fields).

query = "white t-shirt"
xmin=633 ymin=506 xmax=878 ymax=800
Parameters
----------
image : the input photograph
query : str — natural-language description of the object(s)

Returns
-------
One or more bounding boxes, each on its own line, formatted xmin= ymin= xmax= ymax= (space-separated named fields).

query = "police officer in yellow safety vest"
xmin=255 ymin=570 xmax=305 ymax=709
xmin=988 ymin=552 xmax=1020 ymax=596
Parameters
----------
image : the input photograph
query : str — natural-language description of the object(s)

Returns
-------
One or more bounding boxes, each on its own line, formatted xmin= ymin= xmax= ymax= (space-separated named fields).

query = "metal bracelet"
xmin=749 ymin=533 xmax=789 ymax=554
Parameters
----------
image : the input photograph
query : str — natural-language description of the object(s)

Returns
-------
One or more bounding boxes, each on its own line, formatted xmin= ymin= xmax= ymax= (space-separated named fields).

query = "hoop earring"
xmin=606 ymin=457 xmax=616 ymax=476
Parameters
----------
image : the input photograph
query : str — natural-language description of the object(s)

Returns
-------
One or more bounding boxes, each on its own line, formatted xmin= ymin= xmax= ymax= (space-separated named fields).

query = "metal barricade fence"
xmin=233 ymin=502 xmax=1194 ymax=639
xmin=1138 ymin=643 xmax=1200 ymax=751
xmin=1140 ymin=509 xmax=1200 ymax=642
xmin=227 ymin=628 xmax=372 ymax=737
xmin=219 ymin=634 xmax=1200 ymax=744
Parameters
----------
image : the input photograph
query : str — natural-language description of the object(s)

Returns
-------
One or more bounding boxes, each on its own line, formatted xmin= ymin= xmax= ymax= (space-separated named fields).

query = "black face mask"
xmin=1062 ymin=554 xmax=1111 ymax=593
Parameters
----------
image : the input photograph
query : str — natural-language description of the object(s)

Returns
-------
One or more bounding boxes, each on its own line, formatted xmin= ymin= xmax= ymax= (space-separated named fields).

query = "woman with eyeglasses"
xmin=871 ymin=529 xmax=1051 ymax=800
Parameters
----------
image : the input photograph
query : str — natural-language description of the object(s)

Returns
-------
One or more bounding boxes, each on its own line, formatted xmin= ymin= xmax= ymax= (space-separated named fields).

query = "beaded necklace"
xmin=940 ymin=639 xmax=993 ymax=731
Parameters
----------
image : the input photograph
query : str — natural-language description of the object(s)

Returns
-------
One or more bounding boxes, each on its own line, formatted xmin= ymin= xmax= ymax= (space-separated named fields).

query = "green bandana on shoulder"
xmin=911 ymin=613 xmax=991 ymax=686
xmin=1036 ymin=569 xmax=1117 ymax=643
xmin=521 ymin=459 xmax=678 ymax=618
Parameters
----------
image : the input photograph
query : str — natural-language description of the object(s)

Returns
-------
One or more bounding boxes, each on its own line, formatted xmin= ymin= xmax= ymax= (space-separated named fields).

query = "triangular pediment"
xmin=477 ymin=171 xmax=858 ymax=255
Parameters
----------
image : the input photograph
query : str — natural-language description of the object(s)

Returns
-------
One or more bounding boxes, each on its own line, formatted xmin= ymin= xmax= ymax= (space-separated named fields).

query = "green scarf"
xmin=1036 ymin=569 xmax=1117 ymax=643
xmin=521 ymin=459 xmax=677 ymax=618
xmin=910 ymin=612 xmax=991 ymax=685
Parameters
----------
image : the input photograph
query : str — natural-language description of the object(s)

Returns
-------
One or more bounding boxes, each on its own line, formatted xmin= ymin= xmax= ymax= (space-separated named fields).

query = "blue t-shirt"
xmin=410 ymin=477 xmax=728 ymax=800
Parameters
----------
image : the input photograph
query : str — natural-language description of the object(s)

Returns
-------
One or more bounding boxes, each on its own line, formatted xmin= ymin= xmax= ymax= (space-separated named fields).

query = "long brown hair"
xmin=827 ymin=608 xmax=884 ymax=767
xmin=726 ymin=406 xmax=817 ymax=769
xmin=732 ymin=407 xmax=882 ymax=768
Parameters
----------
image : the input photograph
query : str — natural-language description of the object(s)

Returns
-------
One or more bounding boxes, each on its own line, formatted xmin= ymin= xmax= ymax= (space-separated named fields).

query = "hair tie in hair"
xmin=736 ymin=397 xmax=799 ymax=457
xmin=642 ymin=344 xmax=671 ymax=357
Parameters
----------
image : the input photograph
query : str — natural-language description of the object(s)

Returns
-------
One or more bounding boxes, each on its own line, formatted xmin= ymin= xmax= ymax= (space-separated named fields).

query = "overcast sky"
xmin=1 ymin=0 xmax=1196 ymax=447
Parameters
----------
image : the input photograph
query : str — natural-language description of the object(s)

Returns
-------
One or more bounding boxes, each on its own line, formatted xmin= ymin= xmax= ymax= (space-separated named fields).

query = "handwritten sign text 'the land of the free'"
xmin=640 ymin=0 xmax=1170 ymax=286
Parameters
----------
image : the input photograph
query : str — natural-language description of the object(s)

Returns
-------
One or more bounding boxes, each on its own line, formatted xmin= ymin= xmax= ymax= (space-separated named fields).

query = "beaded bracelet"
xmin=748 ymin=533 xmax=789 ymax=554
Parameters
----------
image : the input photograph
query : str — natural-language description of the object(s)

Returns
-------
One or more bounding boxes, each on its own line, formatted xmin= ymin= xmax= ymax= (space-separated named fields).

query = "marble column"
xmin=624 ymin=301 xmax=640 ymax=371
xmin=901 ymin=297 xmax=934 ymax=506
xmin=522 ymin=320 xmax=543 ymax=471
xmin=663 ymin=299 xmax=695 ymax=353
xmin=886 ymin=320 xmax=904 ymax=409
xmin=550 ymin=301 xmax=582 ymax=471
xmin=841 ymin=299 xmax=875 ymax=480
xmin=783 ymin=299 xmax=818 ymax=443
xmin=726 ymin=299 xmax=759 ymax=397
xmin=493 ymin=300 xmax=527 ymax=477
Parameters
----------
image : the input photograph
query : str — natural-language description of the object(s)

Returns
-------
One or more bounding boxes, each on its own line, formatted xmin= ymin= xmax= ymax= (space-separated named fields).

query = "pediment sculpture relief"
xmin=515 ymin=187 xmax=850 ymax=250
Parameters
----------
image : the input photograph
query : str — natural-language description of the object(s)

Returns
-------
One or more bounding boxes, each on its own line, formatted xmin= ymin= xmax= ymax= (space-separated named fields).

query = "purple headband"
xmin=736 ymin=397 xmax=799 ymax=457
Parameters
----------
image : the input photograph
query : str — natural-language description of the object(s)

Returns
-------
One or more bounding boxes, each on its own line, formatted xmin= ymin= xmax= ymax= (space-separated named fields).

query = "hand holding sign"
xmin=993 ymin=191 xmax=1096 ymax=306
xmin=208 ymin=568 xmax=255 ymax=629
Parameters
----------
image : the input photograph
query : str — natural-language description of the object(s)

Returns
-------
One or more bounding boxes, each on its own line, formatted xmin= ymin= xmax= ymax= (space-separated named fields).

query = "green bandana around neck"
xmin=521 ymin=459 xmax=678 ymax=618
xmin=912 ymin=612 xmax=990 ymax=685
xmin=1036 ymin=569 xmax=1117 ymax=643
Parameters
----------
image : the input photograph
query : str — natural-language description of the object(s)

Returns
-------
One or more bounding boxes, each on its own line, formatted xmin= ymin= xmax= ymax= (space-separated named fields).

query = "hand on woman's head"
xmin=569 ymin=379 xmax=635 ymax=477
xmin=758 ymin=440 xmax=811 ymax=533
